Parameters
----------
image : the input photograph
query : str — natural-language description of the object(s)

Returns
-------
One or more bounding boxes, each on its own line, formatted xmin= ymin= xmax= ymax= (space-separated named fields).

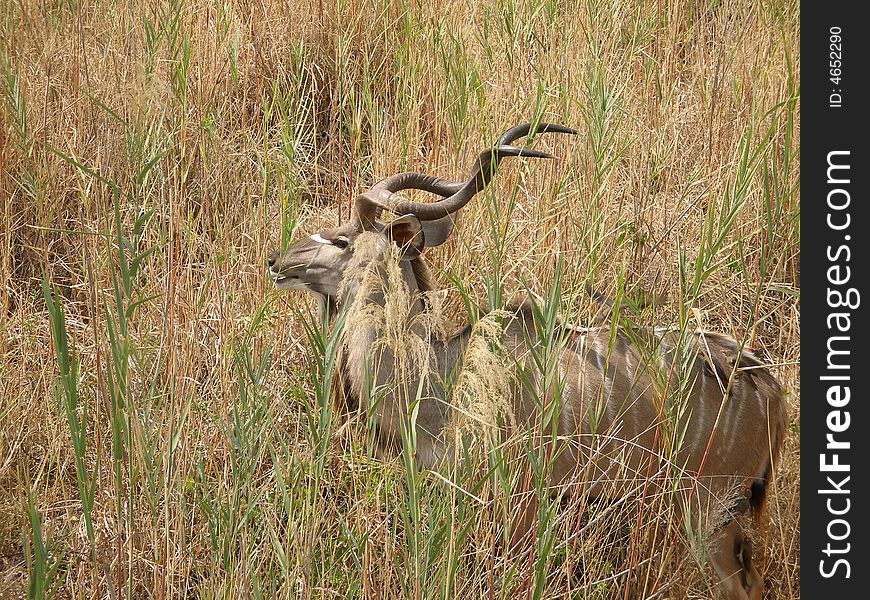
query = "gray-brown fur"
xmin=268 ymin=123 xmax=787 ymax=600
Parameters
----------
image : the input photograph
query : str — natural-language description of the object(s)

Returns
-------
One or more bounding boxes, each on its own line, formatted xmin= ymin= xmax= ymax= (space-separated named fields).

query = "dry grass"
xmin=1 ymin=0 xmax=799 ymax=598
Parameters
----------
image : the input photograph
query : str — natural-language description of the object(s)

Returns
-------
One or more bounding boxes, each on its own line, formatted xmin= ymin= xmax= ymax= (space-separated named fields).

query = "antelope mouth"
xmin=269 ymin=269 xmax=294 ymax=286
xmin=271 ymin=269 xmax=310 ymax=291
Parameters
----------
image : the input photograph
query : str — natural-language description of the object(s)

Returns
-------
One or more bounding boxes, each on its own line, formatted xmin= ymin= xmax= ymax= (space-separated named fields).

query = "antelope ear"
xmin=420 ymin=212 xmax=458 ymax=247
xmin=383 ymin=214 xmax=425 ymax=259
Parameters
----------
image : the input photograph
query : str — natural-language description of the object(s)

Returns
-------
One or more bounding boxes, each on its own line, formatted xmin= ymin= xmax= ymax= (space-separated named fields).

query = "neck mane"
xmin=326 ymin=249 xmax=438 ymax=416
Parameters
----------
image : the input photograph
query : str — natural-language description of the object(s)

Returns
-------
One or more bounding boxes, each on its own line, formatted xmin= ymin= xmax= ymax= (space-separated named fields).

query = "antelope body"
xmin=268 ymin=124 xmax=787 ymax=600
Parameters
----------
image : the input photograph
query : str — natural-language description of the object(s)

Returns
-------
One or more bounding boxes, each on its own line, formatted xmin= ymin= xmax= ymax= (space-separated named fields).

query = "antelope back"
xmin=498 ymin=311 xmax=786 ymax=511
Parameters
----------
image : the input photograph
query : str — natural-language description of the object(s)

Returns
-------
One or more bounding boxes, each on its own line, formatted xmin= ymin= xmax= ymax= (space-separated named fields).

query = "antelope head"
xmin=267 ymin=123 xmax=577 ymax=309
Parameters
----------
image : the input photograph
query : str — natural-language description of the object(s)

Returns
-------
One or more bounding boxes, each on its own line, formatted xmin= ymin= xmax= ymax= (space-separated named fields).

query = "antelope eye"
xmin=332 ymin=236 xmax=349 ymax=249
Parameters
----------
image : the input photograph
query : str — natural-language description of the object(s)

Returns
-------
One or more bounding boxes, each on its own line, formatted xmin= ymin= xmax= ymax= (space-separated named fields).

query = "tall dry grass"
xmin=1 ymin=0 xmax=798 ymax=598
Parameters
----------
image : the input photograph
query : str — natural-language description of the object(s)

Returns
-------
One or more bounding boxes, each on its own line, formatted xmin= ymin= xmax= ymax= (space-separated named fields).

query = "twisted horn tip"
xmin=493 ymin=145 xmax=555 ymax=159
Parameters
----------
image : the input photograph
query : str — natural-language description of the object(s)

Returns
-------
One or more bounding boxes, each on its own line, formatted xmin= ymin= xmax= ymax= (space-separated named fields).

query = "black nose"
xmin=267 ymin=252 xmax=277 ymax=268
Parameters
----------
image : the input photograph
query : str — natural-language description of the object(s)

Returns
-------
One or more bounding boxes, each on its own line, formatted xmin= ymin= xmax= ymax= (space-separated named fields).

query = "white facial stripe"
xmin=310 ymin=233 xmax=330 ymax=244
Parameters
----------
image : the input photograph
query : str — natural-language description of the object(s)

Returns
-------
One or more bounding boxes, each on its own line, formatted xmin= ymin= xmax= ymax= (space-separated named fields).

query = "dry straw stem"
xmin=2 ymin=0 xmax=798 ymax=598
xmin=450 ymin=310 xmax=516 ymax=442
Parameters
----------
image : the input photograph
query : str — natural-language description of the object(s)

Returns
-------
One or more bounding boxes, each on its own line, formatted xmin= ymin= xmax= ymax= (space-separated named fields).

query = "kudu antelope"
xmin=268 ymin=123 xmax=787 ymax=600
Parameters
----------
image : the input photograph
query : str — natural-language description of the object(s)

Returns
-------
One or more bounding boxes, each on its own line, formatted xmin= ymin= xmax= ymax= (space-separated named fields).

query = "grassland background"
xmin=1 ymin=0 xmax=799 ymax=598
